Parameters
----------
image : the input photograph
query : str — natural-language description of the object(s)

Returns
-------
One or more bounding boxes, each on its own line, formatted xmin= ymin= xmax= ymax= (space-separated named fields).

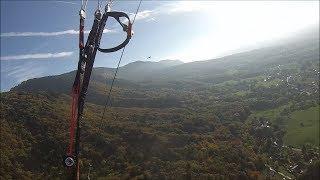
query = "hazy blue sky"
xmin=1 ymin=0 xmax=319 ymax=91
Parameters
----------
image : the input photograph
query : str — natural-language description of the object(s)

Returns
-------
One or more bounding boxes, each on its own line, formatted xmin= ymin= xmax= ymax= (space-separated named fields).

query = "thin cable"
xmin=100 ymin=0 xmax=142 ymax=121
xmin=107 ymin=0 xmax=114 ymax=7
xmin=132 ymin=0 xmax=142 ymax=24
xmin=100 ymin=47 xmax=126 ymax=120
xmin=84 ymin=0 xmax=88 ymax=9
xmin=97 ymin=0 xmax=102 ymax=10
xmin=81 ymin=0 xmax=88 ymax=10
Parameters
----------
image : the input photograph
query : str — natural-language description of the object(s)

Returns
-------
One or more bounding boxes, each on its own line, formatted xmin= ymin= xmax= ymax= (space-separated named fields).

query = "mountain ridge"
xmin=12 ymin=27 xmax=318 ymax=93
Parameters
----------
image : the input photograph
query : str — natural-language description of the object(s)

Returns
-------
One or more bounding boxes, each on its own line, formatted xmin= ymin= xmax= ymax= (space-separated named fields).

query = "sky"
xmin=1 ymin=0 xmax=319 ymax=91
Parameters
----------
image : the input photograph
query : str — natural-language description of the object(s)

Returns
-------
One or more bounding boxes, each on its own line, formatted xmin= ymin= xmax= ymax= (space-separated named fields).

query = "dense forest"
xmin=1 ymin=29 xmax=319 ymax=179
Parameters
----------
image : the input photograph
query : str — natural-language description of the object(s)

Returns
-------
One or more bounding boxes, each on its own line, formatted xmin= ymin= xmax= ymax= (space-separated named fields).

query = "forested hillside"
xmin=1 ymin=29 xmax=319 ymax=179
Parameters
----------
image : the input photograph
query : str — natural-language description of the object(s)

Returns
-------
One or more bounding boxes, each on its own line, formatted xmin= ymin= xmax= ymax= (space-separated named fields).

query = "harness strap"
xmin=65 ymin=1 xmax=142 ymax=179
xmin=71 ymin=9 xmax=103 ymax=179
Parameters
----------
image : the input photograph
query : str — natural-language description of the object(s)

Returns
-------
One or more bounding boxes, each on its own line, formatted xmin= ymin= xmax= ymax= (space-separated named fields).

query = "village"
xmin=250 ymin=116 xmax=319 ymax=179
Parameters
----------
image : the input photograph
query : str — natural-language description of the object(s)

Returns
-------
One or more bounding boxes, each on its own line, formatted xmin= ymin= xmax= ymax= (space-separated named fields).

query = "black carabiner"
xmin=98 ymin=11 xmax=132 ymax=53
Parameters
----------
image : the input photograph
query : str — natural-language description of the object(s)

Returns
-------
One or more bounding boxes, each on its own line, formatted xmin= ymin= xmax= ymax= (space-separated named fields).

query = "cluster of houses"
xmin=262 ymin=65 xmax=319 ymax=96
xmin=251 ymin=117 xmax=319 ymax=179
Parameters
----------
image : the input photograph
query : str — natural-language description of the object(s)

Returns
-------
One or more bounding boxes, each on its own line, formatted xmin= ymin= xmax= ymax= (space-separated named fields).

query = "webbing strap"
xmin=65 ymin=1 xmax=142 ymax=179
xmin=67 ymin=85 xmax=79 ymax=155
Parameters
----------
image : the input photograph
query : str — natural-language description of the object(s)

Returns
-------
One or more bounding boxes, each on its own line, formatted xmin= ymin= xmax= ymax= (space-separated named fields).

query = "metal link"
xmin=79 ymin=9 xmax=86 ymax=19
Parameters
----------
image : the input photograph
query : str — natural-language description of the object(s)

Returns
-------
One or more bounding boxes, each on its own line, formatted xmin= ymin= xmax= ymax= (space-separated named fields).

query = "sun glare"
xmin=167 ymin=1 xmax=319 ymax=62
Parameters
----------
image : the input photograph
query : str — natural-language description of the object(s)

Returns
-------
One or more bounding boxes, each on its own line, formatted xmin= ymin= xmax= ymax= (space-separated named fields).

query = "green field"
xmin=248 ymin=105 xmax=319 ymax=147
xmin=284 ymin=106 xmax=320 ymax=147
xmin=252 ymin=105 xmax=287 ymax=120
xmin=248 ymin=104 xmax=290 ymax=124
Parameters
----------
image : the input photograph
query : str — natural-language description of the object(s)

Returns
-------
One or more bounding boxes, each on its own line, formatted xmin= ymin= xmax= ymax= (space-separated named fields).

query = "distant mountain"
xmin=11 ymin=60 xmax=183 ymax=91
xmin=117 ymin=59 xmax=184 ymax=81
xmin=153 ymin=27 xmax=319 ymax=83
xmin=12 ymin=27 xmax=319 ymax=96
xmin=157 ymin=59 xmax=184 ymax=66
xmin=122 ymin=59 xmax=184 ymax=69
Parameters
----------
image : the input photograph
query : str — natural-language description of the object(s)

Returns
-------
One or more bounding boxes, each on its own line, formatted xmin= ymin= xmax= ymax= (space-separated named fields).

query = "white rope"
xmin=97 ymin=0 xmax=102 ymax=10
xmin=81 ymin=0 xmax=88 ymax=10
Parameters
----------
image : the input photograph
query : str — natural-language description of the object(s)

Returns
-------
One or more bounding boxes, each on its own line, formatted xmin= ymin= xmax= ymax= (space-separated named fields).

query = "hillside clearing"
xmin=284 ymin=106 xmax=320 ymax=147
